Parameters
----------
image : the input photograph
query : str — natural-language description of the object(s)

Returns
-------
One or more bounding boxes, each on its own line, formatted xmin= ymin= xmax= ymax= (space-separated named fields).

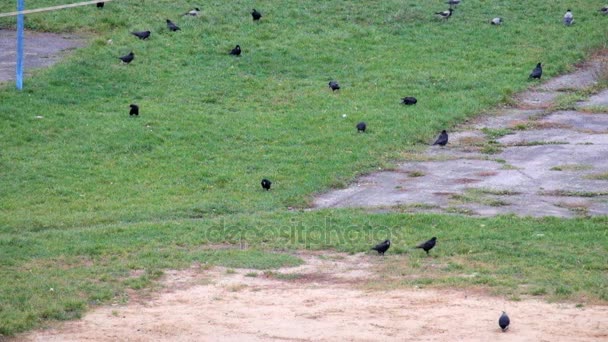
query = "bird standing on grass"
xmin=415 ymin=237 xmax=436 ymax=255
xmin=261 ymin=179 xmax=272 ymax=191
xmin=600 ymin=6 xmax=608 ymax=15
xmin=252 ymin=9 xmax=262 ymax=21
xmin=328 ymin=81 xmax=340 ymax=91
xmin=529 ymin=62 xmax=542 ymax=79
xmin=183 ymin=8 xmax=200 ymax=16
xmin=499 ymin=311 xmax=510 ymax=332
xmin=129 ymin=104 xmax=139 ymax=116
xmin=230 ymin=45 xmax=241 ymax=56
xmin=446 ymin=0 xmax=460 ymax=7
xmin=118 ymin=51 xmax=134 ymax=64
xmin=96 ymin=2 xmax=104 ymax=8
xmin=166 ymin=19 xmax=181 ymax=31
xmin=371 ymin=240 xmax=391 ymax=255
xmin=435 ymin=8 xmax=453 ymax=19
xmin=490 ymin=17 xmax=503 ymax=25
xmin=356 ymin=122 xmax=367 ymax=133
xmin=131 ymin=30 xmax=151 ymax=40
xmin=401 ymin=96 xmax=417 ymax=105
xmin=563 ymin=9 xmax=574 ymax=26
xmin=432 ymin=130 xmax=448 ymax=146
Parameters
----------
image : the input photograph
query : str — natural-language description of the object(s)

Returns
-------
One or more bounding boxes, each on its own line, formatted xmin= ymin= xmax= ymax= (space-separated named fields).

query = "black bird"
xmin=401 ymin=96 xmax=417 ymax=105
xmin=415 ymin=237 xmax=437 ymax=255
xmin=166 ymin=19 xmax=181 ymax=31
xmin=118 ymin=51 xmax=134 ymax=64
xmin=529 ymin=62 xmax=542 ymax=79
xmin=371 ymin=239 xmax=391 ymax=255
xmin=261 ymin=178 xmax=272 ymax=191
xmin=446 ymin=0 xmax=461 ymax=6
xmin=328 ymin=81 xmax=340 ymax=91
xmin=432 ymin=130 xmax=448 ymax=146
xmin=435 ymin=8 xmax=453 ymax=19
xmin=252 ymin=9 xmax=262 ymax=21
xmin=129 ymin=104 xmax=139 ymax=116
xmin=356 ymin=122 xmax=366 ymax=133
xmin=131 ymin=30 xmax=151 ymax=40
xmin=229 ymin=45 xmax=241 ymax=56
xmin=600 ymin=6 xmax=608 ymax=15
xmin=96 ymin=2 xmax=104 ymax=8
xmin=490 ymin=17 xmax=503 ymax=25
xmin=499 ymin=311 xmax=510 ymax=332
xmin=183 ymin=7 xmax=200 ymax=16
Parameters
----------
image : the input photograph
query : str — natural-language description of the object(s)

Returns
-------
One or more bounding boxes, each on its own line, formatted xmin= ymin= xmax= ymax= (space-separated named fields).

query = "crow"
xmin=131 ymin=30 xmax=151 ymax=40
xmin=183 ymin=7 xmax=200 ymax=16
xmin=252 ymin=8 xmax=262 ymax=21
xmin=435 ymin=8 xmax=453 ymax=19
xmin=432 ymin=130 xmax=448 ymax=146
xmin=415 ymin=237 xmax=436 ymax=255
xmin=401 ymin=96 xmax=417 ymax=105
xmin=96 ymin=2 xmax=104 ymax=8
xmin=371 ymin=239 xmax=391 ymax=255
xmin=600 ymin=6 xmax=608 ymax=15
xmin=563 ymin=9 xmax=574 ymax=26
xmin=529 ymin=62 xmax=542 ymax=79
xmin=356 ymin=122 xmax=367 ymax=133
xmin=230 ymin=45 xmax=241 ymax=56
xmin=261 ymin=178 xmax=272 ymax=191
xmin=166 ymin=19 xmax=181 ymax=31
xmin=129 ymin=104 xmax=139 ymax=116
xmin=328 ymin=81 xmax=340 ymax=91
xmin=499 ymin=311 xmax=510 ymax=332
xmin=490 ymin=17 xmax=503 ymax=25
xmin=118 ymin=51 xmax=134 ymax=64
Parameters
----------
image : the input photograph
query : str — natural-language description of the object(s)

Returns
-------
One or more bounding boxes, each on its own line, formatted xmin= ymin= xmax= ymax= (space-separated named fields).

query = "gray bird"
xmin=499 ymin=311 xmax=510 ymax=332
xmin=131 ymin=30 xmax=151 ymax=40
xmin=415 ymin=237 xmax=437 ymax=255
xmin=230 ymin=45 xmax=241 ymax=56
xmin=435 ymin=8 xmax=453 ymax=19
xmin=166 ymin=19 xmax=181 ymax=31
xmin=183 ymin=7 xmax=200 ymax=16
xmin=371 ymin=239 xmax=391 ymax=255
xmin=529 ymin=62 xmax=542 ymax=79
xmin=600 ymin=6 xmax=608 ymax=15
xmin=356 ymin=122 xmax=366 ymax=133
xmin=563 ymin=9 xmax=574 ymax=26
xmin=252 ymin=9 xmax=262 ymax=21
xmin=129 ymin=104 xmax=139 ymax=116
xmin=432 ymin=130 xmax=448 ymax=146
xmin=118 ymin=51 xmax=134 ymax=64
xmin=261 ymin=178 xmax=272 ymax=190
xmin=401 ymin=96 xmax=417 ymax=105
xmin=328 ymin=81 xmax=340 ymax=91
xmin=490 ymin=17 xmax=503 ymax=25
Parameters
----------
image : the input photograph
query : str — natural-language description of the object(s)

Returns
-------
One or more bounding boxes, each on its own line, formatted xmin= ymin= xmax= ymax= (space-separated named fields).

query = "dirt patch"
xmin=17 ymin=252 xmax=608 ymax=341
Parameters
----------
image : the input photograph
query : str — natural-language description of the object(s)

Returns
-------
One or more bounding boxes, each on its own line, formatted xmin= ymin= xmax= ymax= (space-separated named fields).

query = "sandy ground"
xmin=16 ymin=252 xmax=608 ymax=342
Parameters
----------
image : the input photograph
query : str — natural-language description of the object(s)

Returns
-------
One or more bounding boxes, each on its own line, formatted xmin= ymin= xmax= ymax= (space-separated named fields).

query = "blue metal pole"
xmin=16 ymin=0 xmax=25 ymax=90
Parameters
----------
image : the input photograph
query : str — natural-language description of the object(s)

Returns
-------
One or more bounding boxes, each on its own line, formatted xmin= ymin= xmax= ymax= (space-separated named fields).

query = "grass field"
xmin=1 ymin=0 xmax=607 ymax=336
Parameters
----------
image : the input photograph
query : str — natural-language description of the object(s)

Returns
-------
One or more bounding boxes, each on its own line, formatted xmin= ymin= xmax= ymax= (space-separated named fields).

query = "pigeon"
xmin=432 ymin=130 xmax=448 ymax=146
xmin=529 ymin=62 xmax=542 ymax=79
xmin=435 ymin=8 xmax=453 ymax=19
xmin=252 ymin=9 xmax=262 ymax=21
xmin=118 ymin=51 xmax=134 ymax=64
xmin=356 ymin=122 xmax=367 ymax=133
xmin=600 ymin=6 xmax=608 ymax=15
xmin=261 ymin=178 xmax=272 ymax=191
xmin=328 ymin=81 xmax=340 ymax=91
xmin=499 ymin=311 xmax=510 ymax=332
xmin=129 ymin=104 xmax=139 ymax=116
xmin=96 ymin=2 xmax=104 ymax=8
xmin=415 ymin=237 xmax=437 ymax=255
xmin=166 ymin=19 xmax=180 ymax=31
xmin=131 ymin=30 xmax=151 ymax=40
xmin=491 ymin=17 xmax=503 ymax=25
xmin=183 ymin=7 xmax=200 ymax=16
xmin=563 ymin=9 xmax=574 ymax=26
xmin=446 ymin=0 xmax=461 ymax=6
xmin=230 ymin=45 xmax=241 ymax=56
xmin=401 ymin=96 xmax=417 ymax=105
xmin=371 ymin=239 xmax=391 ymax=255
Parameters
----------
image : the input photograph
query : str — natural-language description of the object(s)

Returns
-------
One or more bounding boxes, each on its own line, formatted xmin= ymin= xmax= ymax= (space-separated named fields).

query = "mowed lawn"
xmin=1 ymin=0 xmax=607 ymax=335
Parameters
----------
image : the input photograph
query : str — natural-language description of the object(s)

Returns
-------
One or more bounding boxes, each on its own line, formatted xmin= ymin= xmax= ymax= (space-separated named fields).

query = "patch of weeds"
xmin=475 ymin=188 xmax=520 ymax=196
xmin=530 ymin=287 xmax=547 ymax=296
xmin=500 ymin=163 xmax=519 ymax=170
xmin=585 ymin=172 xmax=608 ymax=180
xmin=481 ymin=128 xmax=513 ymax=139
xmin=510 ymin=141 xmax=568 ymax=147
xmin=550 ymin=164 xmax=593 ymax=171
xmin=480 ymin=141 xmax=503 ymax=154
xmin=227 ymin=284 xmax=248 ymax=292
xmin=556 ymin=202 xmax=590 ymax=217
xmin=539 ymin=190 xmax=608 ymax=197
xmin=407 ymin=170 xmax=425 ymax=177
xmin=549 ymin=92 xmax=586 ymax=111
xmin=577 ymin=106 xmax=608 ymax=114
xmin=245 ymin=272 xmax=258 ymax=277
xmin=451 ymin=189 xmax=511 ymax=207
xmin=225 ymin=269 xmax=236 ymax=274
xmin=444 ymin=206 xmax=476 ymax=215
xmin=555 ymin=285 xmax=573 ymax=296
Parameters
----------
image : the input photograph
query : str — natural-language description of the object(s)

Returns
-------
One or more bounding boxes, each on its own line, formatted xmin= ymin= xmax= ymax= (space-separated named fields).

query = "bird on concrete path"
xmin=371 ymin=239 xmax=391 ymax=255
xmin=166 ymin=19 xmax=181 ymax=31
xmin=252 ymin=9 xmax=262 ymax=21
xmin=415 ymin=237 xmax=437 ymax=255
xmin=328 ymin=81 xmax=340 ymax=91
xmin=118 ymin=51 xmax=134 ymax=64
xmin=563 ymin=9 xmax=574 ymax=26
xmin=600 ymin=6 xmax=608 ymax=15
xmin=183 ymin=7 xmax=200 ymax=16
xmin=401 ymin=96 xmax=417 ymax=105
xmin=490 ymin=17 xmax=503 ymax=25
xmin=131 ymin=30 xmax=151 ymax=40
xmin=499 ymin=311 xmax=510 ymax=332
xmin=230 ymin=45 xmax=241 ymax=56
xmin=96 ymin=2 xmax=104 ymax=9
xmin=261 ymin=178 xmax=272 ymax=191
xmin=432 ymin=130 xmax=448 ymax=146
xmin=356 ymin=122 xmax=367 ymax=133
xmin=435 ymin=8 xmax=453 ymax=19
xmin=529 ymin=62 xmax=542 ymax=79
xmin=129 ymin=104 xmax=139 ymax=116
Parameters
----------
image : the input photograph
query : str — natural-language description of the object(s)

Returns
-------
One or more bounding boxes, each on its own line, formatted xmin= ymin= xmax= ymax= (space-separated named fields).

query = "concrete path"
xmin=315 ymin=57 xmax=608 ymax=217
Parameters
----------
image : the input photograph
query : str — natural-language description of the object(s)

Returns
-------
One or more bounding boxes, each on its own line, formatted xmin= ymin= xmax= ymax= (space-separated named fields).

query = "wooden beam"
xmin=0 ymin=0 xmax=113 ymax=18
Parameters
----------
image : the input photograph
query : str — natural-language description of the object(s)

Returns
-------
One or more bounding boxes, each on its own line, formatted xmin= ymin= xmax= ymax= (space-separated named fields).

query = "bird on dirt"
xmin=252 ymin=9 xmax=262 ymax=21
xmin=183 ymin=7 xmax=200 ymax=16
xmin=435 ymin=8 xmax=453 ymax=19
xmin=356 ymin=122 xmax=367 ymax=133
xmin=529 ymin=62 xmax=542 ymax=79
xmin=131 ymin=30 xmax=151 ymax=40
xmin=415 ymin=237 xmax=437 ymax=255
xmin=118 ymin=51 xmax=134 ymax=64
xmin=432 ymin=130 xmax=448 ymax=146
xmin=600 ymin=6 xmax=608 ymax=15
xmin=129 ymin=104 xmax=139 ymax=116
xmin=499 ymin=311 xmax=510 ymax=332
xmin=230 ymin=45 xmax=241 ymax=56
xmin=96 ymin=2 xmax=104 ymax=8
xmin=166 ymin=19 xmax=181 ymax=31
xmin=328 ymin=81 xmax=340 ymax=91
xmin=563 ymin=9 xmax=574 ymax=26
xmin=401 ymin=96 xmax=417 ymax=105
xmin=261 ymin=178 xmax=272 ymax=191
xmin=371 ymin=239 xmax=391 ymax=255
xmin=490 ymin=17 xmax=503 ymax=25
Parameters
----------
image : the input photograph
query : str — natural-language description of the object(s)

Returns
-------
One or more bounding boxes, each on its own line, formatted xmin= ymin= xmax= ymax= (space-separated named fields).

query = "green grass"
xmin=1 ymin=0 xmax=608 ymax=336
